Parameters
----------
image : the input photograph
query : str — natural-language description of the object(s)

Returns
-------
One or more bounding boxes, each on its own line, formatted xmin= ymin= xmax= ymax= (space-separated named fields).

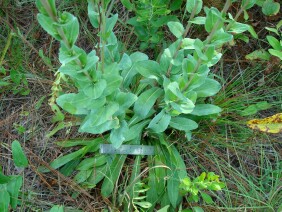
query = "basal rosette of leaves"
xmin=36 ymin=0 xmax=257 ymax=210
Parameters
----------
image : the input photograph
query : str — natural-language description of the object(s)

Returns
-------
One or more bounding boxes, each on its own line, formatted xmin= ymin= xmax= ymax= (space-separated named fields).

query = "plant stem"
xmin=182 ymin=0 xmax=232 ymax=92
xmin=100 ymin=0 xmax=106 ymax=73
xmin=0 ymin=31 xmax=13 ymax=66
xmin=166 ymin=1 xmax=199 ymax=78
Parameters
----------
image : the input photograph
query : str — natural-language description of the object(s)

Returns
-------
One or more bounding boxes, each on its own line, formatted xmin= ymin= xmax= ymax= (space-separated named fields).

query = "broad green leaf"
xmin=211 ymin=28 xmax=233 ymax=47
xmin=268 ymin=49 xmax=282 ymax=60
xmin=110 ymin=120 xmax=129 ymax=148
xmin=262 ymin=0 xmax=280 ymax=16
xmin=0 ymin=173 xmax=11 ymax=184
xmin=77 ymin=155 xmax=107 ymax=171
xmin=11 ymin=140 xmax=28 ymax=168
xmin=105 ymin=14 xmax=118 ymax=35
xmin=39 ymin=147 xmax=87 ymax=172
xmin=228 ymin=21 xmax=250 ymax=34
xmin=193 ymin=78 xmax=221 ymax=97
xmin=79 ymin=119 xmax=119 ymax=134
xmin=59 ymin=159 xmax=81 ymax=177
xmin=134 ymin=201 xmax=152 ymax=208
xmin=124 ymin=120 xmax=150 ymax=141
xmin=167 ymin=166 xmax=180 ymax=208
xmin=148 ymin=110 xmax=171 ymax=133
xmin=267 ymin=36 xmax=282 ymax=51
xmin=146 ymin=166 xmax=159 ymax=208
xmin=74 ymin=170 xmax=92 ymax=184
xmin=36 ymin=0 xmax=56 ymax=16
xmin=115 ymin=92 xmax=137 ymax=115
xmin=201 ymin=192 xmax=214 ymax=204
xmin=118 ymin=53 xmax=132 ymax=70
xmin=101 ymin=155 xmax=126 ymax=197
xmin=82 ymin=79 xmax=107 ymax=99
xmin=134 ymin=87 xmax=163 ymax=118
xmin=122 ymin=52 xmax=148 ymax=87
xmin=56 ymin=12 xmax=79 ymax=47
xmin=56 ymin=137 xmax=103 ymax=147
xmin=7 ymin=176 xmax=22 ymax=209
xmin=50 ymin=205 xmax=64 ymax=212
xmin=241 ymin=0 xmax=256 ymax=9
xmin=121 ymin=0 xmax=134 ymax=10
xmin=157 ymin=205 xmax=170 ymax=212
xmin=88 ymin=0 xmax=99 ymax=28
xmin=186 ymin=0 xmax=203 ymax=15
xmin=245 ymin=49 xmax=271 ymax=60
xmin=205 ymin=8 xmax=223 ymax=33
xmin=80 ymin=102 xmax=119 ymax=132
xmin=192 ymin=207 xmax=204 ymax=212
xmin=87 ymin=165 xmax=107 ymax=186
xmin=37 ymin=14 xmax=61 ymax=40
xmin=169 ymin=117 xmax=198 ymax=131
xmin=135 ymin=60 xmax=161 ymax=80
xmin=0 ymin=190 xmax=10 ymax=212
xmin=191 ymin=104 xmax=222 ymax=116
xmin=190 ymin=16 xmax=206 ymax=25
xmin=167 ymin=21 xmax=184 ymax=38
xmin=56 ymin=93 xmax=105 ymax=115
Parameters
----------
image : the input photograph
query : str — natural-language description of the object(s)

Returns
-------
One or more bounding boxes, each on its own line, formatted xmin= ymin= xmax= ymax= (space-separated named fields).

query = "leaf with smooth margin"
xmin=134 ymin=87 xmax=163 ymax=118
xmin=110 ymin=120 xmax=129 ymax=148
xmin=191 ymin=104 xmax=222 ymax=116
xmin=12 ymin=140 xmax=28 ymax=168
xmin=167 ymin=21 xmax=184 ymax=38
xmin=169 ymin=117 xmax=198 ymax=131
xmin=101 ymin=155 xmax=126 ymax=197
xmin=7 ymin=176 xmax=22 ymax=209
xmin=148 ymin=110 xmax=171 ymax=133
xmin=193 ymin=78 xmax=221 ymax=97
xmin=186 ymin=0 xmax=203 ymax=14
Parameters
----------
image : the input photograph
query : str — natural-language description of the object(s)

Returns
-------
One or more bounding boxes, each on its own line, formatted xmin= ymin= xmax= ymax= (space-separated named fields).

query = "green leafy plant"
xmin=0 ymin=140 xmax=28 ymax=212
xmin=0 ymin=30 xmax=30 ymax=96
xmin=246 ymin=19 xmax=282 ymax=61
xmin=256 ymin=0 xmax=280 ymax=16
xmin=36 ymin=0 xmax=259 ymax=209
xmin=122 ymin=0 xmax=182 ymax=49
xmin=179 ymin=172 xmax=225 ymax=206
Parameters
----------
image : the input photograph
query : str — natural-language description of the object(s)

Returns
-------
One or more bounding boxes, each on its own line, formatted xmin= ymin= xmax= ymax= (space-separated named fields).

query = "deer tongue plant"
xmin=36 ymin=0 xmax=258 ymax=210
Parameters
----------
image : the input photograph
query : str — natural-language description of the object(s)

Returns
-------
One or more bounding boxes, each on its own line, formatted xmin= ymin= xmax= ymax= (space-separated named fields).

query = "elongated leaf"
xmin=87 ymin=165 xmax=107 ymax=186
xmin=193 ymin=78 xmax=221 ymax=97
xmin=0 ymin=173 xmax=11 ymax=184
xmin=110 ymin=120 xmax=129 ymax=148
xmin=191 ymin=104 xmax=222 ymax=116
xmin=0 ymin=190 xmax=10 ymax=212
xmin=74 ymin=170 xmax=92 ymax=184
xmin=39 ymin=147 xmax=87 ymax=173
xmin=77 ymin=155 xmax=107 ymax=171
xmin=169 ymin=117 xmax=198 ymax=131
xmin=50 ymin=205 xmax=64 ymax=212
xmin=186 ymin=0 xmax=203 ymax=14
xmin=12 ymin=140 xmax=28 ymax=168
xmin=205 ymin=8 xmax=223 ymax=33
xmin=134 ymin=87 xmax=163 ymax=118
xmin=135 ymin=60 xmax=161 ymax=80
xmin=167 ymin=21 xmax=184 ymax=38
xmin=7 ymin=176 xmax=22 ymax=209
xmin=148 ymin=110 xmax=171 ymax=133
xmin=101 ymin=155 xmax=126 ymax=197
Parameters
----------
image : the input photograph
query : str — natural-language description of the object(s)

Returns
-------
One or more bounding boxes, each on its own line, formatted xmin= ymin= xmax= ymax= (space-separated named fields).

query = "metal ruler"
xmin=100 ymin=144 xmax=155 ymax=155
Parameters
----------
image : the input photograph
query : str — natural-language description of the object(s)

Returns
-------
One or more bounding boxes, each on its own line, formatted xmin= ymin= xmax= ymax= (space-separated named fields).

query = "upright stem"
xmin=0 ymin=31 xmax=13 ymax=66
xmin=100 ymin=0 xmax=106 ymax=73
xmin=40 ymin=0 xmax=92 ymax=80
xmin=166 ymin=1 xmax=199 ymax=78
xmin=182 ymin=0 xmax=232 ymax=92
